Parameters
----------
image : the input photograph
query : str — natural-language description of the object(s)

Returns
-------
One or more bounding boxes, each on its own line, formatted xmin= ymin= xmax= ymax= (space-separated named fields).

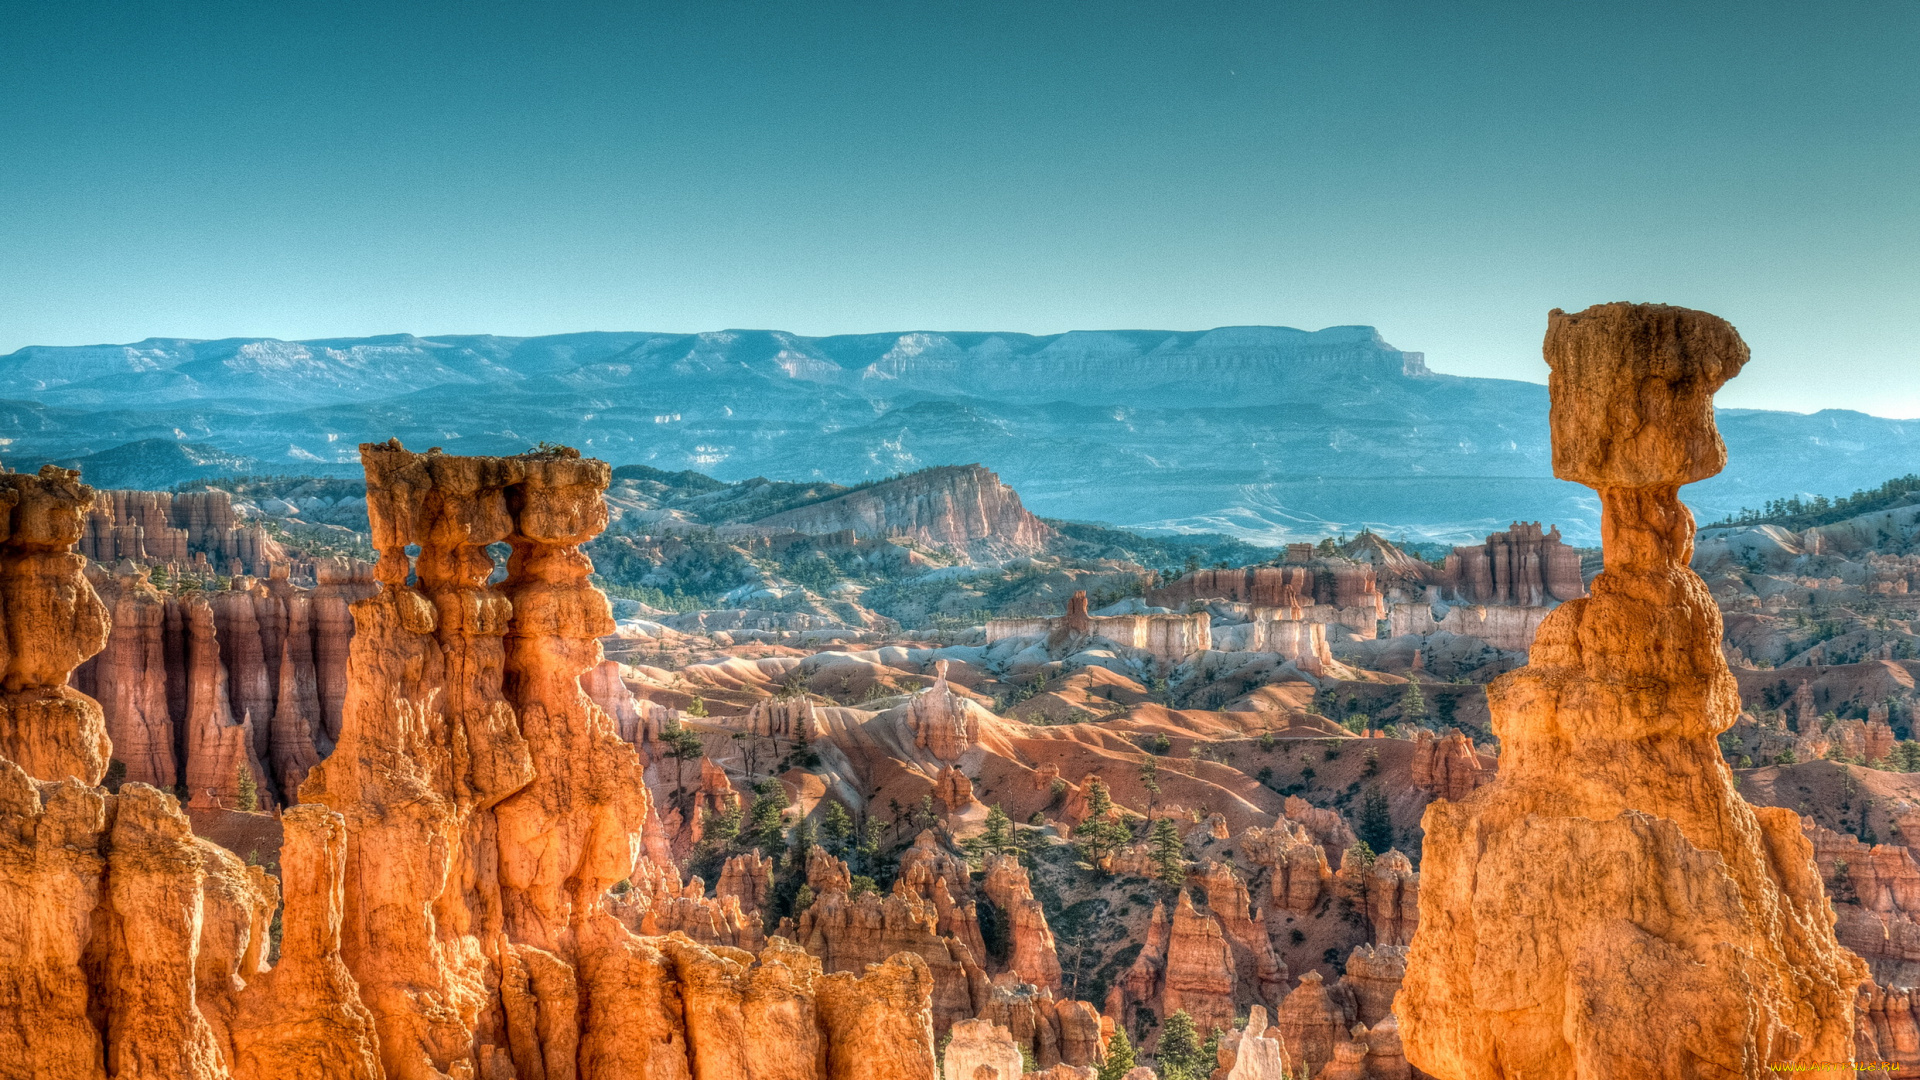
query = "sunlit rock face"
xmin=1400 ymin=304 xmax=1867 ymax=1078
xmin=0 ymin=448 xmax=941 ymax=1080
xmin=0 ymin=467 xmax=113 ymax=786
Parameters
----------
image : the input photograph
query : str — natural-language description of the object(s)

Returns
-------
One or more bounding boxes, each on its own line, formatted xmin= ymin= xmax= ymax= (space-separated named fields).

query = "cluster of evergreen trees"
xmin=1708 ymin=473 xmax=1920 ymax=530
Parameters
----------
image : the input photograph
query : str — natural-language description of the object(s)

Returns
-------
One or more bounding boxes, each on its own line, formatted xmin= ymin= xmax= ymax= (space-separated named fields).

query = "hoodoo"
xmin=1399 ymin=304 xmax=1867 ymax=1077
xmin=0 ymin=448 xmax=940 ymax=1080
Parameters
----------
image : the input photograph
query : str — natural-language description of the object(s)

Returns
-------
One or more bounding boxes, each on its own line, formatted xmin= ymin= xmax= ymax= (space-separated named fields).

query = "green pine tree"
xmin=1157 ymin=1010 xmax=1202 ymax=1079
xmin=661 ymin=719 xmax=705 ymax=798
xmin=965 ymin=804 xmax=1018 ymax=867
xmin=1097 ymin=1026 xmax=1137 ymax=1080
xmin=1149 ymin=817 xmax=1186 ymax=885
xmin=1400 ymin=680 xmax=1427 ymax=726
xmin=236 ymin=762 xmax=259 ymax=812
xmin=788 ymin=817 xmax=816 ymax=873
xmin=1072 ymin=778 xmax=1131 ymax=868
xmin=1198 ymin=1025 xmax=1225 ymax=1077
xmin=745 ymin=779 xmax=790 ymax=854
xmin=821 ymin=801 xmax=854 ymax=849
xmin=1358 ymin=788 xmax=1394 ymax=855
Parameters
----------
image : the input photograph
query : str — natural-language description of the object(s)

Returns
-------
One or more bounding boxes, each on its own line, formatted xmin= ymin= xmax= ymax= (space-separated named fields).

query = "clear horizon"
xmin=5 ymin=1 xmax=1917 ymax=418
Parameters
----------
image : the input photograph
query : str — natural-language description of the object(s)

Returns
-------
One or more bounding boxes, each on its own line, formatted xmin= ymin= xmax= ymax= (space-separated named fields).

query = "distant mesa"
xmin=5 ymin=324 xmax=1911 ymax=544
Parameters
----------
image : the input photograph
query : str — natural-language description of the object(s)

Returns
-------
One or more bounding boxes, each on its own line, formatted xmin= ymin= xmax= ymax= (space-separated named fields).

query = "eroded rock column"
xmin=1399 ymin=303 xmax=1866 ymax=1077
xmin=0 ymin=467 xmax=112 ymax=785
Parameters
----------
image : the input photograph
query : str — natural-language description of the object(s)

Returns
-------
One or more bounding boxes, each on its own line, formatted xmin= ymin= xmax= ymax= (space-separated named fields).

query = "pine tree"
xmin=1097 ymin=1026 xmax=1137 ymax=1080
xmin=1149 ymin=817 xmax=1186 ymax=885
xmin=235 ymin=762 xmax=259 ymax=813
xmin=1139 ymin=755 xmax=1162 ymax=824
xmin=1157 ymin=1010 xmax=1202 ymax=1079
xmin=745 ymin=778 xmax=789 ymax=854
xmin=1072 ymin=778 xmax=1131 ymax=868
xmin=982 ymin=804 xmax=1012 ymax=852
xmin=1358 ymin=788 xmax=1394 ymax=855
xmin=705 ymin=802 xmax=742 ymax=845
xmin=821 ymin=801 xmax=853 ymax=849
xmin=852 ymin=815 xmax=883 ymax=877
xmin=965 ymin=804 xmax=1018 ymax=867
xmin=661 ymin=719 xmax=705 ymax=799
xmin=1198 ymin=1025 xmax=1225 ymax=1077
xmin=788 ymin=817 xmax=816 ymax=874
xmin=1400 ymin=680 xmax=1427 ymax=726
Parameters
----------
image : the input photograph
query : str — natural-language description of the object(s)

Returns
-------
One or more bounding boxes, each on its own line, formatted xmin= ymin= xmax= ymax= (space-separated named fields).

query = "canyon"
xmin=2 ymin=307 xmax=1917 ymax=1079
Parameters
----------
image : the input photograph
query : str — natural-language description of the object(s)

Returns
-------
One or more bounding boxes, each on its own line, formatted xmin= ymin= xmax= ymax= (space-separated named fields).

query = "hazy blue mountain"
xmin=4 ymin=326 xmax=1913 ymax=545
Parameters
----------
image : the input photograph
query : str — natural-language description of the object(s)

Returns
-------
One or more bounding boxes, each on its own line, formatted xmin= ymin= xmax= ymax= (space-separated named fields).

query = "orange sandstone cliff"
xmin=1398 ymin=303 xmax=1867 ymax=1077
xmin=0 ymin=450 xmax=942 ymax=1080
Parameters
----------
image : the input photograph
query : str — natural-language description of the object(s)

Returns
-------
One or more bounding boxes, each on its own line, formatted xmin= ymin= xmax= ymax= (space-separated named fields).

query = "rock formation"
xmin=0 ymin=467 xmax=112 ymax=786
xmin=716 ymin=849 xmax=776 ymax=913
xmin=1399 ymin=303 xmax=1867 ymax=1076
xmin=1337 ymin=944 xmax=1406 ymax=1027
xmin=1112 ymin=890 xmax=1238 ymax=1042
xmin=1241 ymin=819 xmax=1331 ymax=912
xmin=986 ymin=592 xmax=1211 ymax=668
xmin=72 ymin=559 xmax=374 ymax=804
xmin=1282 ymin=795 xmax=1356 ymax=863
xmin=0 ymin=446 xmax=947 ymax=1080
xmin=1435 ymin=521 xmax=1586 ymax=606
xmin=221 ymin=805 xmax=383 ymax=1079
xmin=749 ymin=464 xmax=1055 ymax=560
xmin=934 ymin=765 xmax=976 ymax=816
xmin=1208 ymin=1005 xmax=1293 ymax=1080
xmin=745 ymin=694 xmax=818 ymax=740
xmin=1407 ymin=728 xmax=1489 ymax=803
xmin=797 ymin=846 xmax=986 ymax=1037
xmin=80 ymin=488 xmax=286 ymax=577
xmin=1274 ymin=971 xmax=1344 ymax=1076
xmin=1147 ymin=564 xmax=1386 ymax=621
xmin=1335 ymin=849 xmax=1418 ymax=948
xmin=1195 ymin=861 xmax=1287 ymax=1009
xmin=982 ymin=853 xmax=1063 ymax=991
xmin=943 ymin=1017 xmax=1025 ymax=1080
xmin=610 ymin=863 xmax=767 ymax=951
xmin=1800 ymin=817 xmax=1920 ymax=987
xmin=908 ymin=660 xmax=981 ymax=763
xmin=972 ymin=976 xmax=1106 ymax=1071
xmin=77 ymin=564 xmax=176 ymax=789
xmin=1385 ymin=602 xmax=1552 ymax=652
xmin=180 ymin=594 xmax=272 ymax=811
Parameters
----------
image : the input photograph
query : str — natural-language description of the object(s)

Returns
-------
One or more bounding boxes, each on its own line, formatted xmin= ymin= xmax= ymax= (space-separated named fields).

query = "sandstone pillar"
xmin=1399 ymin=303 xmax=1866 ymax=1077
xmin=0 ymin=468 xmax=113 ymax=785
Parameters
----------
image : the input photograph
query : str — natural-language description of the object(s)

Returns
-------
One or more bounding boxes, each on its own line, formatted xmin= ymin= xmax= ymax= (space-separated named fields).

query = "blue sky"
xmin=3 ymin=1 xmax=1915 ymax=416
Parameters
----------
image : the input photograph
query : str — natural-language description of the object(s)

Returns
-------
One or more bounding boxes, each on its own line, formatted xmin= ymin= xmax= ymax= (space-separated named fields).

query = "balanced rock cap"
xmin=1544 ymin=301 xmax=1749 ymax=489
